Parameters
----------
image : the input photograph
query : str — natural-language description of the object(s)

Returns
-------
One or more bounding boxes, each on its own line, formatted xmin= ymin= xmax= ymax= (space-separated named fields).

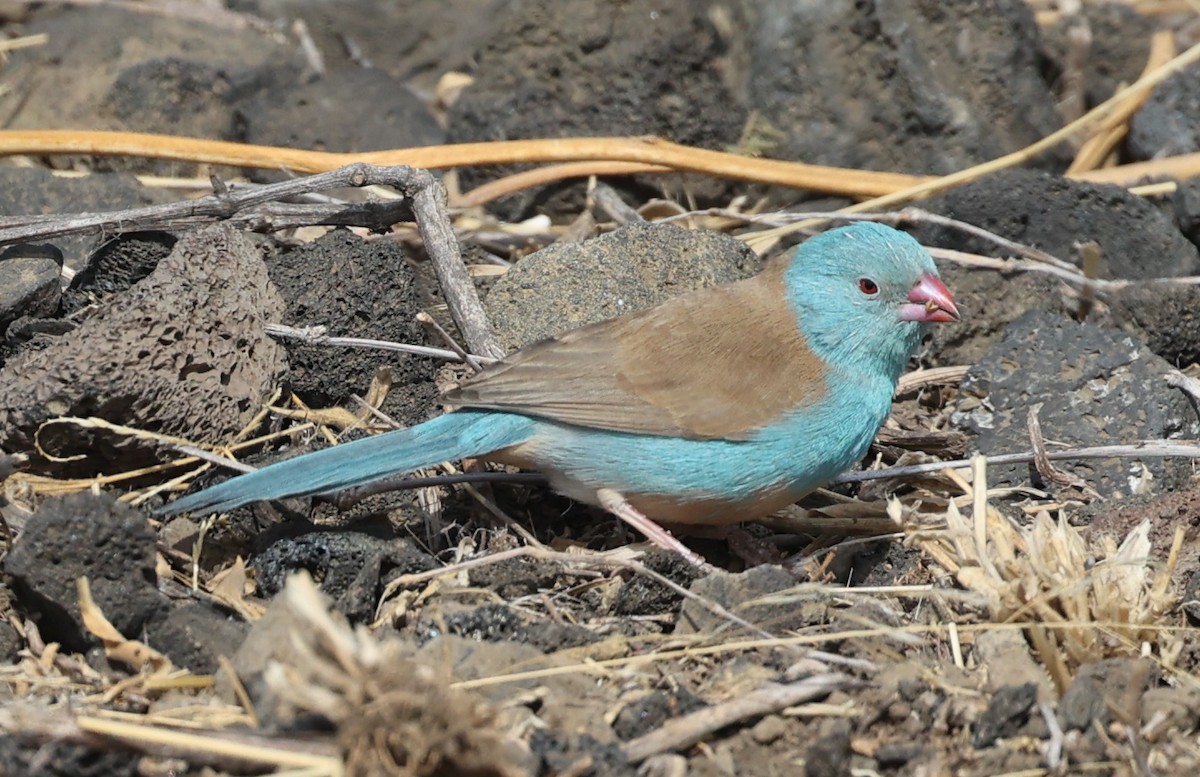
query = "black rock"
xmin=952 ymin=311 xmax=1200 ymax=498
xmin=266 ymin=228 xmax=440 ymax=425
xmin=0 ymin=243 xmax=62 ymax=331
xmin=62 ymin=232 xmax=176 ymax=314
xmin=805 ymin=719 xmax=852 ymax=777
xmin=146 ymin=602 xmax=249 ymax=674
xmin=1129 ymin=65 xmax=1200 ymax=160
xmin=740 ymin=0 xmax=1065 ymax=175
xmin=252 ymin=528 xmax=435 ymax=623
xmin=972 ymin=683 xmax=1038 ymax=748
xmin=446 ymin=0 xmax=746 ymax=219
xmin=1059 ymin=658 xmax=1158 ymax=731
xmin=236 ymin=67 xmax=444 ymax=158
xmin=4 ymin=492 xmax=166 ymax=653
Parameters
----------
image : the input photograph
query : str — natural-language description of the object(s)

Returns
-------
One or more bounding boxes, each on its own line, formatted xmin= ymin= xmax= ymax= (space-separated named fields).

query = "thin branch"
xmin=621 ymin=674 xmax=860 ymax=762
xmin=264 ymin=322 xmax=497 ymax=365
xmin=0 ymin=170 xmax=412 ymax=244
xmin=832 ymin=440 xmax=1200 ymax=485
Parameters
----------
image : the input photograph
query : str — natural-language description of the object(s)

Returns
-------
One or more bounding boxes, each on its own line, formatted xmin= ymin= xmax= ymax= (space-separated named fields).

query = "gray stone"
xmin=0 ymin=224 xmax=287 ymax=470
xmin=738 ymin=0 xmax=1066 ymax=175
xmin=1130 ymin=65 xmax=1200 ymax=160
xmin=952 ymin=311 xmax=1200 ymax=498
xmin=485 ymin=222 xmax=761 ymax=351
xmin=4 ymin=492 xmax=166 ymax=652
xmin=0 ymin=246 xmax=61 ymax=331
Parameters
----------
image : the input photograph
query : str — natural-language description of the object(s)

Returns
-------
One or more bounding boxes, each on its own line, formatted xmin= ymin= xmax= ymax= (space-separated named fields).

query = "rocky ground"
xmin=1 ymin=1 xmax=1199 ymax=775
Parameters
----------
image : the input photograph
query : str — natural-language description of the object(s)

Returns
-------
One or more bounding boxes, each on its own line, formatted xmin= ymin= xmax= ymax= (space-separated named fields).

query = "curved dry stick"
xmin=0 ymin=130 xmax=927 ymax=196
xmin=456 ymin=160 xmax=672 ymax=207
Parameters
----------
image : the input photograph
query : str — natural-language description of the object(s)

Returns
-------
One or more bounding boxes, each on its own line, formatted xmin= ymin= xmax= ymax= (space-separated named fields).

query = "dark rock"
xmin=1184 ymin=571 xmax=1200 ymax=627
xmin=952 ymin=311 xmax=1200 ymax=498
xmin=612 ymin=687 xmax=706 ymax=740
xmin=1129 ymin=65 xmax=1200 ymax=160
xmin=62 ymin=232 xmax=177 ymax=314
xmin=6 ymin=5 xmax=295 ymax=177
xmin=0 ymin=224 xmax=287 ymax=472
xmin=2 ymin=317 xmax=75 ymax=366
xmin=252 ymin=528 xmax=435 ymax=622
xmin=237 ymin=67 xmax=444 ymax=156
xmin=0 ymin=244 xmax=62 ymax=331
xmin=0 ymin=617 xmax=20 ymax=663
xmin=104 ymin=57 xmax=242 ymax=139
xmin=914 ymin=169 xmax=1200 ymax=365
xmin=612 ymin=549 xmax=704 ymax=617
xmin=429 ymin=602 xmax=598 ymax=652
xmin=530 ymin=730 xmax=633 ymax=777
xmin=267 ymin=229 xmax=439 ymax=425
xmin=447 ymin=0 xmax=747 ymax=218
xmin=874 ymin=741 xmax=925 ymax=768
xmin=676 ymin=565 xmax=804 ymax=635
xmin=1106 ymin=283 xmax=1200 ymax=367
xmin=242 ymin=0 xmax=502 ymax=92
xmin=146 ymin=602 xmax=249 ymax=674
xmin=0 ymin=167 xmax=164 ymax=270
xmin=972 ymin=683 xmax=1038 ymax=748
xmin=920 ymin=169 xmax=1199 ymax=280
xmin=3 ymin=492 xmax=165 ymax=653
xmin=1060 ymin=658 xmax=1157 ymax=731
xmin=485 ymin=222 xmax=761 ymax=351
xmin=466 ymin=556 xmax=563 ymax=599
xmin=1174 ymin=178 xmax=1200 ymax=248
xmin=805 ymin=719 xmax=852 ymax=777
xmin=918 ymin=261 xmax=1066 ymax=369
xmin=739 ymin=0 xmax=1066 ymax=176
xmin=0 ymin=739 xmax=137 ymax=777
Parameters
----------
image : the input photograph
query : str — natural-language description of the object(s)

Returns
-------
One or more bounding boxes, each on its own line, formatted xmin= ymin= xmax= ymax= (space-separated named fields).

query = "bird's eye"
xmin=858 ymin=278 xmax=879 ymax=295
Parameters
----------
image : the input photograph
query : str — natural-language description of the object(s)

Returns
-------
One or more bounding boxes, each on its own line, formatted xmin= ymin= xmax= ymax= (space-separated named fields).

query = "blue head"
xmin=782 ymin=222 xmax=958 ymax=384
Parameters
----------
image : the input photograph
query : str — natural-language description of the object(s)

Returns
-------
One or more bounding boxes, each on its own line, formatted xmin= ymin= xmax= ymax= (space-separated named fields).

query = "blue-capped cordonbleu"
xmin=159 ymin=222 xmax=959 ymax=562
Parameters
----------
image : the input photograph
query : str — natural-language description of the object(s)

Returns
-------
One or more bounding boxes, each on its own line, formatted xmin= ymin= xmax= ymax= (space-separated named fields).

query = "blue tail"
xmin=158 ymin=410 xmax=536 ymax=516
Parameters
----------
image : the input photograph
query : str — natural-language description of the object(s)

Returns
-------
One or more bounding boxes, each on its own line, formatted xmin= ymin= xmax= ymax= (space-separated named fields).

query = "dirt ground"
xmin=1 ymin=1 xmax=1200 ymax=776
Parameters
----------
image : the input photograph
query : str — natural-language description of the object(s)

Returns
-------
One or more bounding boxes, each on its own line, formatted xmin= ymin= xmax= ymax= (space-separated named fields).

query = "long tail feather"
xmin=158 ymin=410 xmax=535 ymax=516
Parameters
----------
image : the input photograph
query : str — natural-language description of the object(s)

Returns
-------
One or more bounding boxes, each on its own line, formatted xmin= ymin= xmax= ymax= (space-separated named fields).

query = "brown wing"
xmin=444 ymin=260 xmax=829 ymax=441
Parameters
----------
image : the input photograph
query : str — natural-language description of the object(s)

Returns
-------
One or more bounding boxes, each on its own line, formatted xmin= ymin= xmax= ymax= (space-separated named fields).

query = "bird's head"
xmin=785 ymin=221 xmax=959 ymax=383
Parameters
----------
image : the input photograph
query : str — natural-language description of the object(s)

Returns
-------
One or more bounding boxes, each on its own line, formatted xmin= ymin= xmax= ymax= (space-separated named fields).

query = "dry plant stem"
xmin=1055 ymin=0 xmax=1090 ymax=124
xmin=0 ymin=130 xmax=927 ymax=197
xmin=1026 ymin=405 xmax=1089 ymax=489
xmin=460 ymin=161 xmax=671 ymax=207
xmin=589 ymin=181 xmax=645 ymax=224
xmin=832 ymin=440 xmax=1200 ymax=485
xmin=1067 ymin=30 xmax=1175 ymax=174
xmin=620 ymin=674 xmax=859 ymax=762
xmin=0 ymin=169 xmax=409 ymax=243
xmin=0 ymin=706 xmax=340 ymax=773
xmin=264 ymin=322 xmax=497 ymax=366
xmin=416 ymin=310 xmax=488 ymax=371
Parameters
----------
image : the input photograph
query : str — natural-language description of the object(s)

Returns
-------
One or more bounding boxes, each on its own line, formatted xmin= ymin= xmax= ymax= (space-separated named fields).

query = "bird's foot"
xmin=596 ymin=488 xmax=713 ymax=572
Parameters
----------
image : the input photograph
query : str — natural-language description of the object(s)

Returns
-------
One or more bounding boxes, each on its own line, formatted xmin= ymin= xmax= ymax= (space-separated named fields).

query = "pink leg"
xmin=596 ymin=488 xmax=712 ymax=571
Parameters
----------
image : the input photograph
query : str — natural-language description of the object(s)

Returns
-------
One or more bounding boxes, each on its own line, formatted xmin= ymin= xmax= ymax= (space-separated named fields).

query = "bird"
xmin=159 ymin=222 xmax=958 ymax=565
